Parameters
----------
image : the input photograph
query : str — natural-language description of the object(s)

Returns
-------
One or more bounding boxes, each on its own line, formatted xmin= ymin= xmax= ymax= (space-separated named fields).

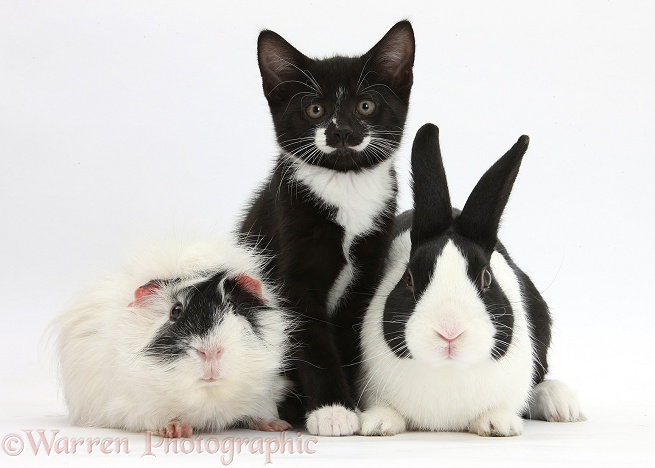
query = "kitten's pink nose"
xmin=197 ymin=347 xmax=223 ymax=362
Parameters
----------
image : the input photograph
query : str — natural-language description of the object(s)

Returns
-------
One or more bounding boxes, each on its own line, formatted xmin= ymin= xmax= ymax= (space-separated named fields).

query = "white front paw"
xmin=529 ymin=379 xmax=586 ymax=422
xmin=306 ymin=404 xmax=359 ymax=436
xmin=469 ymin=408 xmax=523 ymax=437
xmin=360 ymin=405 xmax=406 ymax=436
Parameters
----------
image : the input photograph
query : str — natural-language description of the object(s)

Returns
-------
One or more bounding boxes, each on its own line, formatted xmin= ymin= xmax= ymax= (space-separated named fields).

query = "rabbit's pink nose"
xmin=197 ymin=347 xmax=223 ymax=361
xmin=436 ymin=330 xmax=463 ymax=343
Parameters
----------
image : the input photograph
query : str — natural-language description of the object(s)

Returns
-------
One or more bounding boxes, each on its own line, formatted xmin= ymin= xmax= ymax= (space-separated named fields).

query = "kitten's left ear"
xmin=364 ymin=20 xmax=415 ymax=91
xmin=258 ymin=30 xmax=310 ymax=97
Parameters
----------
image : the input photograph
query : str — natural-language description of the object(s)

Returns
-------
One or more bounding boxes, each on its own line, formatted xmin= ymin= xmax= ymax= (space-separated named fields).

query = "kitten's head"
xmin=257 ymin=21 xmax=415 ymax=172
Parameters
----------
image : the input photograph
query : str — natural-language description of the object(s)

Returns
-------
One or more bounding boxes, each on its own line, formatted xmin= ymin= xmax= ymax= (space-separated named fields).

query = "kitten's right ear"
xmin=365 ymin=20 xmax=415 ymax=91
xmin=257 ymin=30 xmax=310 ymax=97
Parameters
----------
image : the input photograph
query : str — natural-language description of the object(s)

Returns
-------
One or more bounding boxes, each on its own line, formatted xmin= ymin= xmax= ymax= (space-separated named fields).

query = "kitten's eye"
xmin=405 ymin=269 xmax=414 ymax=291
xmin=170 ymin=303 xmax=184 ymax=321
xmin=357 ymin=100 xmax=376 ymax=116
xmin=480 ymin=268 xmax=493 ymax=290
xmin=306 ymin=103 xmax=325 ymax=119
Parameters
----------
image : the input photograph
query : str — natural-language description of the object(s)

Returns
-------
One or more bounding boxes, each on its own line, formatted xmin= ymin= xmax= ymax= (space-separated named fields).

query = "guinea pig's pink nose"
xmin=196 ymin=347 xmax=223 ymax=362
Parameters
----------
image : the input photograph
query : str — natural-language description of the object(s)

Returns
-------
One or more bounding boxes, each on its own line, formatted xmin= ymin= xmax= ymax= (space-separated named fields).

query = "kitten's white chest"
xmin=290 ymin=156 xmax=396 ymax=313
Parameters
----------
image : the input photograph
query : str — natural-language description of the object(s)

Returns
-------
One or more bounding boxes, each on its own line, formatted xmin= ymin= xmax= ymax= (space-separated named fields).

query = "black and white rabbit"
xmin=359 ymin=124 xmax=584 ymax=437
xmin=54 ymin=236 xmax=293 ymax=437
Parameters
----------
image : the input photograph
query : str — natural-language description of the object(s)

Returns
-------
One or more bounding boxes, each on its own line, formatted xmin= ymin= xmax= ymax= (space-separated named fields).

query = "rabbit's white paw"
xmin=360 ymin=405 xmax=406 ymax=436
xmin=469 ymin=408 xmax=523 ymax=437
xmin=529 ymin=379 xmax=586 ymax=422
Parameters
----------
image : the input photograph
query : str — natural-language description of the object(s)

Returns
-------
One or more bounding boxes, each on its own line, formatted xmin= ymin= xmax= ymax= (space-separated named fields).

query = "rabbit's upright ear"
xmin=410 ymin=124 xmax=452 ymax=254
xmin=456 ymin=135 xmax=530 ymax=254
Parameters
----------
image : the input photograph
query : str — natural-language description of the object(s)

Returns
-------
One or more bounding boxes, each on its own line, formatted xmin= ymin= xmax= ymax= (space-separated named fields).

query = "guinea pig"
xmin=54 ymin=236 xmax=293 ymax=438
xmin=358 ymin=124 xmax=584 ymax=437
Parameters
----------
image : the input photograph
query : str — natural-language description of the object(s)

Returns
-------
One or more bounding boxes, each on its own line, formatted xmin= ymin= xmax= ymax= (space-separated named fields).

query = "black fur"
xmin=382 ymin=124 xmax=550 ymax=385
xmin=143 ymin=272 xmax=268 ymax=360
xmin=256 ymin=22 xmax=413 ymax=173
xmin=240 ymin=21 xmax=415 ymax=418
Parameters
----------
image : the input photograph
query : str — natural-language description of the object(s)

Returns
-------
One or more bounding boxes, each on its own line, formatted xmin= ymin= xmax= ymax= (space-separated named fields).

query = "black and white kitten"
xmin=240 ymin=21 xmax=415 ymax=436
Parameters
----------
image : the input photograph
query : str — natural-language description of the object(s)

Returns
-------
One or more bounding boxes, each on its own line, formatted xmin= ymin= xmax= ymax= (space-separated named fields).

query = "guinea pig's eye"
xmin=356 ymin=99 xmax=376 ymax=116
xmin=306 ymin=103 xmax=325 ymax=119
xmin=481 ymin=268 xmax=493 ymax=290
xmin=170 ymin=303 xmax=184 ymax=321
xmin=405 ymin=269 xmax=414 ymax=291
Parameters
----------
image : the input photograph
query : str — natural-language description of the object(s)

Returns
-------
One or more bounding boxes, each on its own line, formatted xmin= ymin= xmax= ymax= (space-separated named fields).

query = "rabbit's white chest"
xmin=372 ymin=356 xmax=532 ymax=431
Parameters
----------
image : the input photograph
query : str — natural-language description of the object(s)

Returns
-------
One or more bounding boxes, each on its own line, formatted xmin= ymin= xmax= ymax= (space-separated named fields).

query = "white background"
xmin=1 ymin=1 xmax=653 ymax=466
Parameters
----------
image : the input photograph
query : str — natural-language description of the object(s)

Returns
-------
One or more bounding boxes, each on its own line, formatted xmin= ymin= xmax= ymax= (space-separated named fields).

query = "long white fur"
xmin=359 ymin=232 xmax=535 ymax=436
xmin=54 ymin=236 xmax=290 ymax=434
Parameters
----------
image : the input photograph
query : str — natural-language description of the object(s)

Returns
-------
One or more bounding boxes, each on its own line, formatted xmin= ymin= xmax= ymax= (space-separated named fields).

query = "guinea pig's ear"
xmin=129 ymin=280 xmax=161 ymax=308
xmin=234 ymin=273 xmax=269 ymax=305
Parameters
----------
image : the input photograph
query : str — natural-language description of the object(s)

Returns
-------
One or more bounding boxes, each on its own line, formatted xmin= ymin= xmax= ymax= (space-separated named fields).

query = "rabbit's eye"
xmin=405 ymin=269 xmax=414 ymax=291
xmin=481 ymin=268 xmax=493 ymax=290
xmin=170 ymin=303 xmax=184 ymax=321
